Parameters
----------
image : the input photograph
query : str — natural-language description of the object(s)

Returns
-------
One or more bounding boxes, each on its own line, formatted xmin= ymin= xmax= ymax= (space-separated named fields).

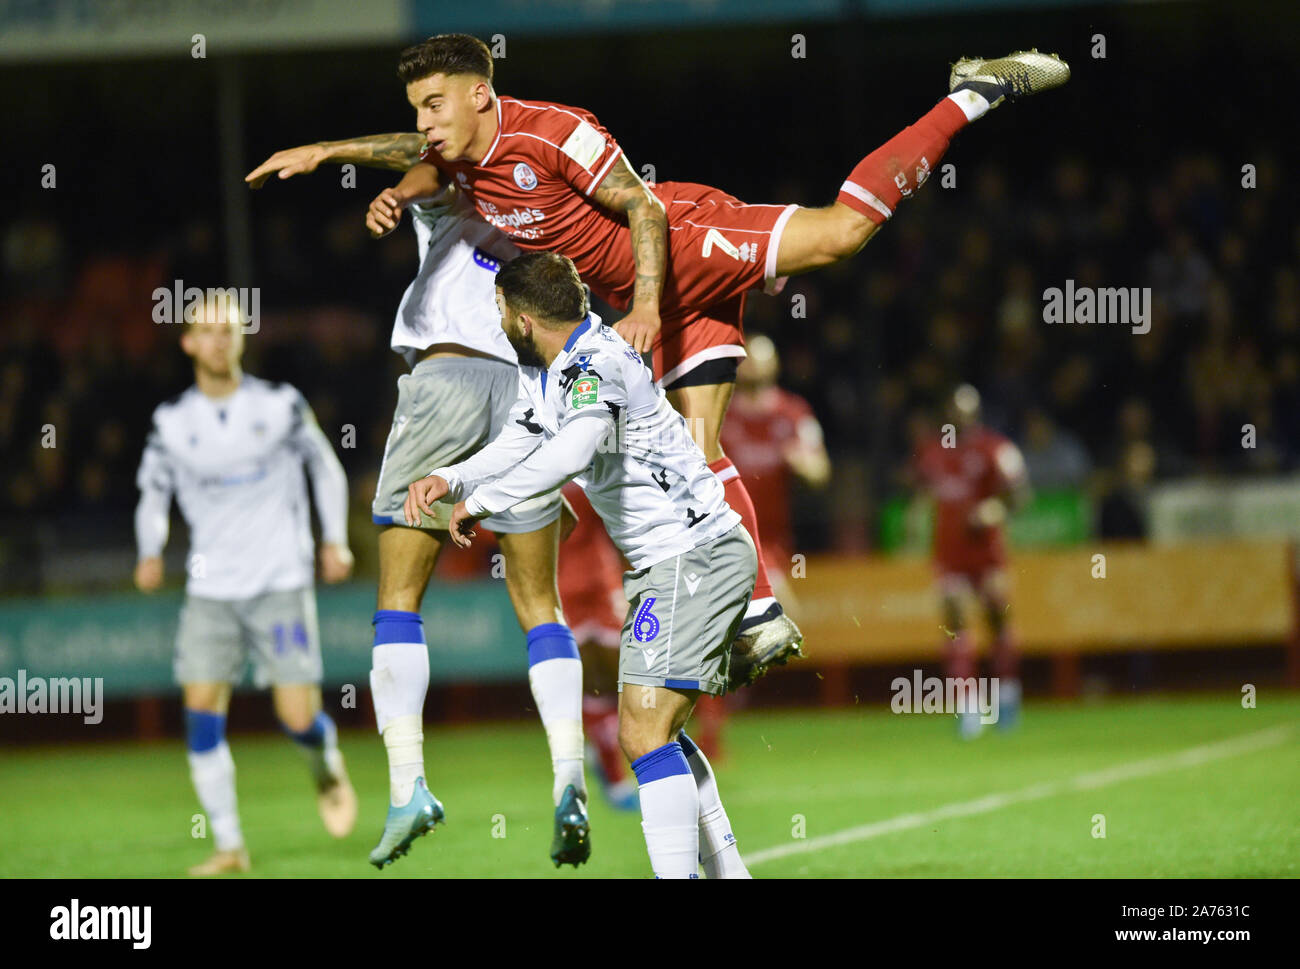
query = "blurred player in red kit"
xmin=556 ymin=483 xmax=639 ymax=811
xmin=693 ymin=335 xmax=830 ymax=758
xmin=911 ymin=385 xmax=1029 ymax=738
xmin=247 ymin=34 xmax=1069 ymax=689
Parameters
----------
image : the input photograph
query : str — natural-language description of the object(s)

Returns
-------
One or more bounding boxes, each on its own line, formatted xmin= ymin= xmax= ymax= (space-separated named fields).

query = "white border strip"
xmin=839 ymin=179 xmax=892 ymax=220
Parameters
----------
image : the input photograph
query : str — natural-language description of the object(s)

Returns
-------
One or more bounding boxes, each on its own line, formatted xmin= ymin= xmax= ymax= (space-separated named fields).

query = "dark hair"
xmin=496 ymin=252 xmax=588 ymax=324
xmin=397 ymin=34 xmax=493 ymax=85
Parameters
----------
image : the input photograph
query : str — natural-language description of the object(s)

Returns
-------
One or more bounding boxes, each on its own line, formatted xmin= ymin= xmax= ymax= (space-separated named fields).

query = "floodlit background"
xmin=1 ymin=0 xmax=1297 ymax=876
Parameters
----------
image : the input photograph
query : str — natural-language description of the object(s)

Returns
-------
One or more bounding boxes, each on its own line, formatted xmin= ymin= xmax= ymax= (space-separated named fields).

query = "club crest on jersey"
xmin=571 ymin=375 xmax=599 ymax=409
xmin=513 ymin=162 xmax=538 ymax=190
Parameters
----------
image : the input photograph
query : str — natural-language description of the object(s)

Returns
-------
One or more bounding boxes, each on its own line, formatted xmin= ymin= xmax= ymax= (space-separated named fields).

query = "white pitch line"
xmin=744 ymin=723 xmax=1296 ymax=867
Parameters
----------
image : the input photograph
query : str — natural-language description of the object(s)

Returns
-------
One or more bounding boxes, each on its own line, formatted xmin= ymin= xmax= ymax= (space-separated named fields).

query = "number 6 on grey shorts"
xmin=618 ymin=524 xmax=757 ymax=696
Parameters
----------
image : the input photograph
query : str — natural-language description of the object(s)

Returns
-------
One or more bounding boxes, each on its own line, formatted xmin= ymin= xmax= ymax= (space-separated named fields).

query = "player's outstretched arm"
xmin=592 ymin=156 xmax=667 ymax=354
xmin=290 ymin=393 xmax=354 ymax=582
xmin=245 ymin=132 xmax=427 ymax=188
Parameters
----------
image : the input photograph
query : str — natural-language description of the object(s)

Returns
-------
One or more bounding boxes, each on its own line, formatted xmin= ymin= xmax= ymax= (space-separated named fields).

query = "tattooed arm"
xmin=245 ymin=132 xmax=428 ymax=187
xmin=591 ymin=155 xmax=667 ymax=353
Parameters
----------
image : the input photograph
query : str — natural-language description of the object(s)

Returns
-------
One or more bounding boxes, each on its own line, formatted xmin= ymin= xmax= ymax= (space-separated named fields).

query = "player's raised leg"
xmin=497 ymin=522 xmax=591 ymax=867
xmin=182 ymin=681 xmax=250 ymax=876
xmin=368 ymin=525 xmax=446 ymax=868
xmin=774 ymin=50 xmax=1070 ymax=278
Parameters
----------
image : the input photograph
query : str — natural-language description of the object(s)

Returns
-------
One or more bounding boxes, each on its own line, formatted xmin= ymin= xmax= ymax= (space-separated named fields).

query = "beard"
xmin=507 ymin=329 xmax=547 ymax=369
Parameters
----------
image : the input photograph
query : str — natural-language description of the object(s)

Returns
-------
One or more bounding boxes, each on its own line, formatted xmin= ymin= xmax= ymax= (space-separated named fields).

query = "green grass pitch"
xmin=2 ymin=694 xmax=1296 ymax=877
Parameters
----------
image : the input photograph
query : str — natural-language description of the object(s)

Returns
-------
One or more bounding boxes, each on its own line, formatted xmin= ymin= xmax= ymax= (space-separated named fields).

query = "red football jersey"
xmin=913 ymin=426 xmax=1024 ymax=571
xmin=419 ymin=97 xmax=781 ymax=323
xmin=720 ymin=387 xmax=820 ymax=563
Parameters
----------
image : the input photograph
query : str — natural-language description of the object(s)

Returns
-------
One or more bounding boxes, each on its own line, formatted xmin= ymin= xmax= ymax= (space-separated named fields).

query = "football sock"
xmin=991 ymin=628 xmax=1021 ymax=681
xmin=710 ymin=457 xmax=775 ymax=602
xmin=680 ymin=731 xmax=750 ymax=879
xmin=185 ymin=709 xmax=243 ymax=852
xmin=837 ymin=95 xmax=981 ymax=226
xmin=282 ymin=711 xmax=341 ymax=788
xmin=582 ymin=694 xmax=626 ymax=784
xmin=632 ymin=741 xmax=700 ymax=878
xmin=370 ymin=610 xmax=430 ymax=806
xmin=946 ymin=628 xmax=977 ymax=681
xmin=527 ymin=623 xmax=586 ymax=804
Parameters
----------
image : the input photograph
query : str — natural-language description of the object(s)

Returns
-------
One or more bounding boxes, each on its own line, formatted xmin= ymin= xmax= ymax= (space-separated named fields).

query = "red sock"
xmin=837 ymin=97 xmax=970 ymax=224
xmin=992 ymin=630 xmax=1020 ymax=681
xmin=710 ymin=457 xmax=774 ymax=601
xmin=946 ymin=630 xmax=977 ymax=681
xmin=581 ymin=695 xmax=625 ymax=783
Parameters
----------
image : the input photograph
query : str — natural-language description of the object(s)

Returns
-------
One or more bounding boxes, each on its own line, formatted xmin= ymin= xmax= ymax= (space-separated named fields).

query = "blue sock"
xmin=525 ymin=622 xmax=585 ymax=803
xmin=185 ymin=709 xmax=226 ymax=754
xmin=632 ymin=741 xmax=699 ymax=878
xmin=282 ymin=711 xmax=339 ymax=785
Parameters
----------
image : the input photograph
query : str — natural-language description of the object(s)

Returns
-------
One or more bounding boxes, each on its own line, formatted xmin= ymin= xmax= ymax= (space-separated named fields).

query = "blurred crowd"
xmin=1 ymin=147 xmax=1295 ymax=581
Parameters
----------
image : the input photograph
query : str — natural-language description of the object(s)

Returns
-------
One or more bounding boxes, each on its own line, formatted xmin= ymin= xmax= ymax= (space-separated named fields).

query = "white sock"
xmin=529 ymin=658 xmax=586 ymax=804
xmin=370 ymin=634 xmax=430 ymax=806
xmin=188 ymin=742 xmax=243 ymax=852
xmin=948 ymin=88 xmax=991 ymax=122
xmin=526 ymin=623 xmax=586 ymax=804
xmin=681 ymin=732 xmax=750 ymax=878
xmin=633 ymin=741 xmax=700 ymax=878
xmin=744 ymin=596 xmax=777 ymax=620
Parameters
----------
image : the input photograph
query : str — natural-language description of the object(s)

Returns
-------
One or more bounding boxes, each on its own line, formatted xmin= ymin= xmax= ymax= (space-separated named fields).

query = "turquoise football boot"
xmin=368 ymin=777 xmax=445 ymax=869
xmin=550 ymin=784 xmax=591 ymax=868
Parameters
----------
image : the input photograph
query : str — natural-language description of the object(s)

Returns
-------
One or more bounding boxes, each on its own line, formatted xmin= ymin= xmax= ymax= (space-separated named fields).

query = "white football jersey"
xmin=433 ymin=316 xmax=740 ymax=570
xmin=134 ymin=376 xmax=349 ymax=600
xmin=391 ymin=194 xmax=521 ymax=367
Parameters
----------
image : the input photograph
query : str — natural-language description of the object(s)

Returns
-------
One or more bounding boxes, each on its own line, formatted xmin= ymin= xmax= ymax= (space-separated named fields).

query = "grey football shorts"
xmin=371 ymin=356 xmax=563 ymax=533
xmin=619 ymin=524 xmax=757 ymax=697
xmin=174 ymin=587 xmax=322 ymax=688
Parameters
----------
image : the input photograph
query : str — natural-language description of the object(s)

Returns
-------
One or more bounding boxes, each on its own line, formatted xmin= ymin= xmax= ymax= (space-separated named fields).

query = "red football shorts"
xmin=650 ymin=181 xmax=799 ymax=386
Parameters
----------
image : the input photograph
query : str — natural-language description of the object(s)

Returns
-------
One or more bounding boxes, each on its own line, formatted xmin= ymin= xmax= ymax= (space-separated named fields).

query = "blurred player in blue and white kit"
xmin=408 ymin=253 xmax=755 ymax=877
xmin=133 ymin=295 xmax=356 ymax=876
xmin=365 ymin=189 xmax=591 ymax=868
